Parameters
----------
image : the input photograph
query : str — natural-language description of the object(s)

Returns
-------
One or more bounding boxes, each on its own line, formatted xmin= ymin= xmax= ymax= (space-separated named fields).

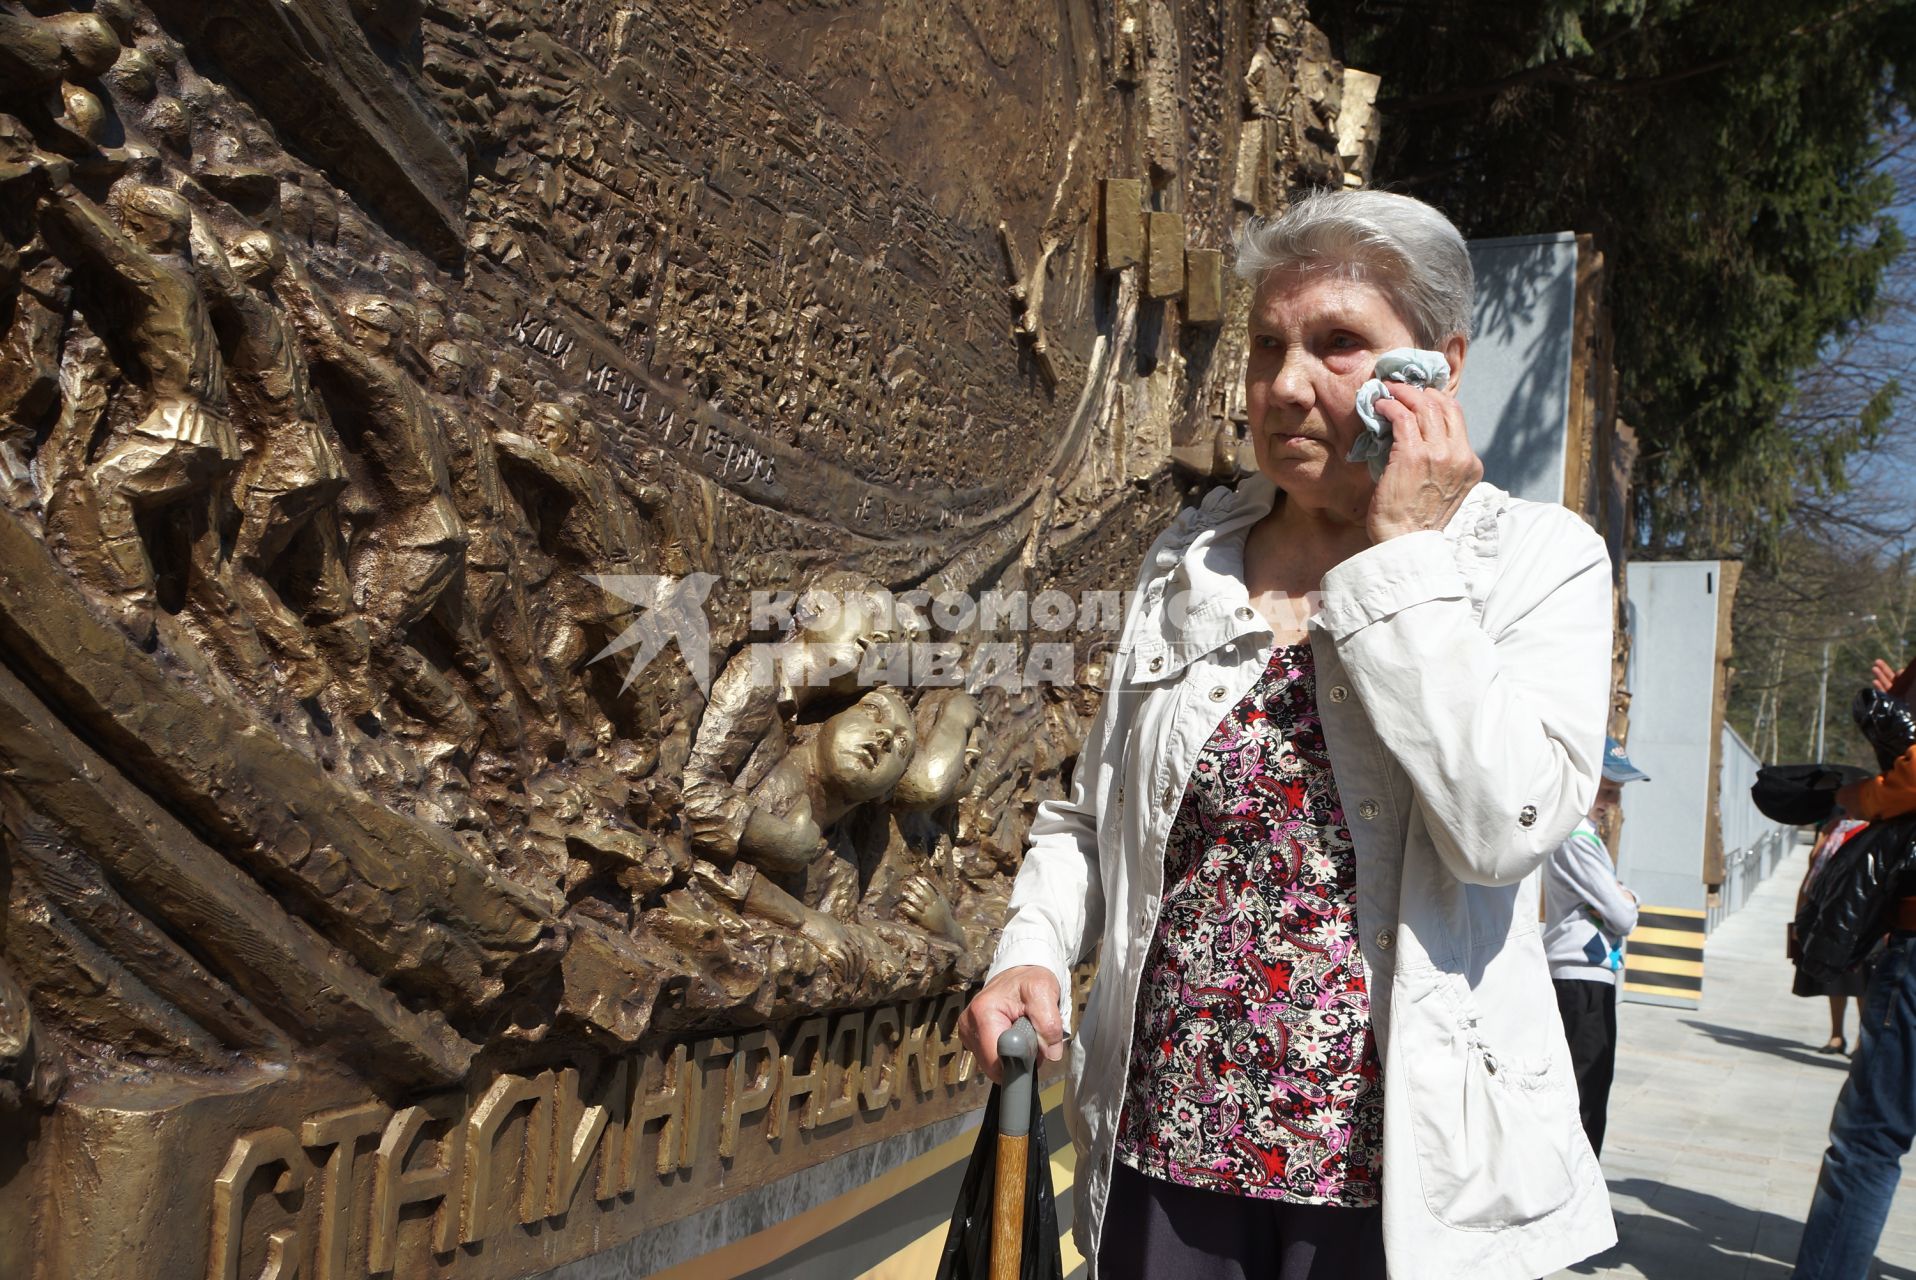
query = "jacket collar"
xmin=1120 ymin=472 xmax=1274 ymax=682
xmin=1123 ymin=471 xmax=1509 ymax=683
xmin=1208 ymin=469 xmax=1503 ymax=540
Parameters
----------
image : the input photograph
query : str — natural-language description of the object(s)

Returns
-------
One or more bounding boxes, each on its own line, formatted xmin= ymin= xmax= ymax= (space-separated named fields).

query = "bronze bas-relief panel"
xmin=0 ymin=0 xmax=1366 ymax=1275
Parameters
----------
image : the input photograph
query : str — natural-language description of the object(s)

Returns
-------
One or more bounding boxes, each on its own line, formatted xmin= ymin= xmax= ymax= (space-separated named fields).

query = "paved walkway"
xmin=1551 ymin=841 xmax=1916 ymax=1280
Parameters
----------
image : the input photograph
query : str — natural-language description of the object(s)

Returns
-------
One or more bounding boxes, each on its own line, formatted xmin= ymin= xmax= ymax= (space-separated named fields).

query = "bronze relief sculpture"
xmin=0 ymin=1 xmax=1373 ymax=1275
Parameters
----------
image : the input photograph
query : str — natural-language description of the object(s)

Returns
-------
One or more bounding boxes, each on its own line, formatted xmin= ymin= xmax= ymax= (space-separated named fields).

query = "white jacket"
xmin=988 ymin=470 xmax=1618 ymax=1278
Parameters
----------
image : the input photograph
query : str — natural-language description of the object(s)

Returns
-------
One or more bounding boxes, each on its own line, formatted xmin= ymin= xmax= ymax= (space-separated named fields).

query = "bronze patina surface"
xmin=0 ymin=2 xmax=1371 ymax=1275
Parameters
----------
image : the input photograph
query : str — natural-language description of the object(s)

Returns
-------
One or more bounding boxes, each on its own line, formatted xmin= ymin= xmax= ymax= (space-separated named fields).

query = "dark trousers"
xmin=1553 ymin=977 xmax=1620 ymax=1158
xmin=1095 ymin=1160 xmax=1386 ymax=1280
xmin=1794 ymin=932 xmax=1916 ymax=1278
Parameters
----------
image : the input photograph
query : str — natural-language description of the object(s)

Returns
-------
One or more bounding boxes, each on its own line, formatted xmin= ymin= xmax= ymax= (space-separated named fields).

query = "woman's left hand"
xmin=1366 ymin=382 xmax=1484 ymax=543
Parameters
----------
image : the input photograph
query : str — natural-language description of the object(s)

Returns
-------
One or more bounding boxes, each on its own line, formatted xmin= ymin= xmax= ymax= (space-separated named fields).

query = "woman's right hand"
xmin=957 ymin=965 xmax=1066 ymax=1084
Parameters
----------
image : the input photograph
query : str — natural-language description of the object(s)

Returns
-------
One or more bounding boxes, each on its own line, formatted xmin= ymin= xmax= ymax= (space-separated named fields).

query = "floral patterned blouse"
xmin=1113 ymin=641 xmax=1385 ymax=1206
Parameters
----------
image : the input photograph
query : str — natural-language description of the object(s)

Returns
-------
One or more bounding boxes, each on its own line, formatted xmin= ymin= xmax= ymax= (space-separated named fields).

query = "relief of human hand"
xmin=798 ymin=908 xmax=867 ymax=987
xmin=897 ymin=874 xmax=963 ymax=943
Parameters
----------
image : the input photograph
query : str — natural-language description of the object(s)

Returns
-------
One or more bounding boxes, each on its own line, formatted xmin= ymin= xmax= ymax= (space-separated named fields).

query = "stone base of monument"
xmin=530 ymin=1104 xmax=986 ymax=1279
xmin=9 ymin=997 xmax=984 ymax=1280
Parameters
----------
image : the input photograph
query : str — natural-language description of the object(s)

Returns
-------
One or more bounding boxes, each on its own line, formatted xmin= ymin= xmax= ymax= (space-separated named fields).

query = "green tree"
xmin=1316 ymin=0 xmax=1916 ymax=556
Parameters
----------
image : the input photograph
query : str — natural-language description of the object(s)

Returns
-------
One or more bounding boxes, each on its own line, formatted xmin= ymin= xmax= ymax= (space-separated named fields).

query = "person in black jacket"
xmin=1793 ymin=658 xmax=1916 ymax=1280
xmin=1793 ymin=814 xmax=1873 ymax=1055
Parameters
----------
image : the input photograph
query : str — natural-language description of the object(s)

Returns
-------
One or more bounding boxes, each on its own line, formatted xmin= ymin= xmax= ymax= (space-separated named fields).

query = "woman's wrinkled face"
xmin=1243 ymin=269 xmax=1422 ymax=507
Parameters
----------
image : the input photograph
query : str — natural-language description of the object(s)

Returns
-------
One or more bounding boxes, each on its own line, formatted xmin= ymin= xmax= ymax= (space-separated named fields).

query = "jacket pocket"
xmin=1399 ymin=970 xmax=1580 ymax=1230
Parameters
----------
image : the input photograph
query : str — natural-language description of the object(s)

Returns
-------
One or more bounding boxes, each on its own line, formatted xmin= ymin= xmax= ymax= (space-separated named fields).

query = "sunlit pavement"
xmin=1552 ymin=842 xmax=1916 ymax=1280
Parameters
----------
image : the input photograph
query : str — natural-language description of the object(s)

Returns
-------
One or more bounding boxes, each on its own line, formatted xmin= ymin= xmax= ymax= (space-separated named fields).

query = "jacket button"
xmin=1357 ymin=799 xmax=1380 ymax=820
xmin=1162 ymin=782 xmax=1177 ymax=809
xmin=1235 ymin=606 xmax=1254 ymax=621
xmin=1376 ymin=929 xmax=1395 ymax=949
xmin=1149 ymin=656 xmax=1164 ymax=672
xmin=1209 ymin=686 xmax=1226 ymax=701
xmin=1518 ymin=804 xmax=1538 ymax=828
xmin=1328 ymin=684 xmax=1349 ymax=703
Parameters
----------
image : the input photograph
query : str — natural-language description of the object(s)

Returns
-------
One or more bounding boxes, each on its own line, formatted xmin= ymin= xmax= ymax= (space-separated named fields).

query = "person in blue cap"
xmin=1543 ymin=736 xmax=1647 ymax=1157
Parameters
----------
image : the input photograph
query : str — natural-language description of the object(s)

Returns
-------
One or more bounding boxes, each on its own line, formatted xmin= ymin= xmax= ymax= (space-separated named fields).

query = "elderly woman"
xmin=957 ymin=189 xmax=1617 ymax=1279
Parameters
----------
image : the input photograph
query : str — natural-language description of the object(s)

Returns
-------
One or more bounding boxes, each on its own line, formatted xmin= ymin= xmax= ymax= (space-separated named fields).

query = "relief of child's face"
xmin=818 ymin=690 xmax=915 ymax=800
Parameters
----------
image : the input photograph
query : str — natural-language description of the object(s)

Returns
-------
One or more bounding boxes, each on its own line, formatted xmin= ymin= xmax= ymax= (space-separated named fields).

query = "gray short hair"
xmin=1235 ymin=189 xmax=1475 ymax=344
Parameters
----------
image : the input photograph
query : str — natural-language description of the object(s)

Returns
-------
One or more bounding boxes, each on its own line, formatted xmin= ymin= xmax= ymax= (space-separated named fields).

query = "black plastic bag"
xmin=934 ymin=1074 xmax=1066 ymax=1280
xmin=1853 ymin=686 xmax=1916 ymax=772
xmin=1794 ymin=813 xmax=1916 ymax=983
xmin=1751 ymin=762 xmax=1870 ymax=827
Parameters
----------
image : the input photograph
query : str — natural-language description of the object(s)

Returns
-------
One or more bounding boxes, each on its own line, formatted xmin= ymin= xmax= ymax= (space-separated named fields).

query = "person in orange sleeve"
xmin=1835 ymin=657 xmax=1916 ymax=820
xmin=1795 ymin=654 xmax=1916 ymax=1279
xmin=1837 ymin=750 xmax=1916 ymax=820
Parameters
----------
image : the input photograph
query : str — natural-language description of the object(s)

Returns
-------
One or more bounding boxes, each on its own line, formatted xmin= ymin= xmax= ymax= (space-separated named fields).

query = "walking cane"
xmin=992 ymin=1017 xmax=1040 ymax=1280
